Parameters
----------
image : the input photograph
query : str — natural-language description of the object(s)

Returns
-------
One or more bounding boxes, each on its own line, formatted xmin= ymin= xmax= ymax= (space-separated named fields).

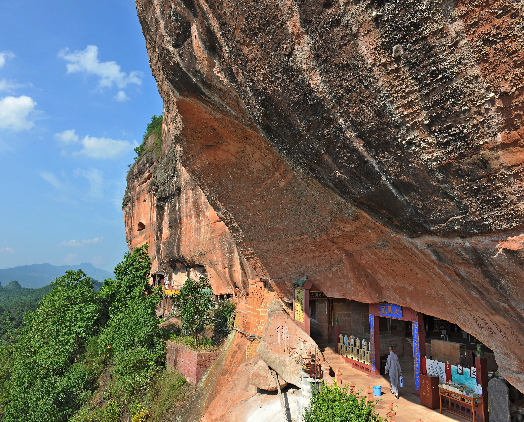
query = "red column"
xmin=476 ymin=357 xmax=489 ymax=422
xmin=304 ymin=288 xmax=310 ymax=336
xmin=418 ymin=313 xmax=426 ymax=358
xmin=373 ymin=314 xmax=380 ymax=376
xmin=445 ymin=363 xmax=452 ymax=382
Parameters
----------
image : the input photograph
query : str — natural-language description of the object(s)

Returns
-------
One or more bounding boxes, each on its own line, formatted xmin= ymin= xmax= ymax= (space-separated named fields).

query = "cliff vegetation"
xmin=0 ymin=245 xmax=188 ymax=422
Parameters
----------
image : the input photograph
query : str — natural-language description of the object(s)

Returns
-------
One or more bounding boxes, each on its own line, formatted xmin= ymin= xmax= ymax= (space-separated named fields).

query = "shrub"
xmin=303 ymin=382 xmax=385 ymax=422
xmin=213 ymin=300 xmax=236 ymax=343
xmin=172 ymin=277 xmax=214 ymax=346
xmin=132 ymin=115 xmax=163 ymax=164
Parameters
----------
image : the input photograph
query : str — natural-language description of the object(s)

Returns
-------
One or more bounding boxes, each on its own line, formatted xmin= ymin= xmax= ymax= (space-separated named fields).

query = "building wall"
xmin=310 ymin=299 xmax=370 ymax=344
xmin=336 ymin=300 xmax=369 ymax=338
xmin=166 ymin=341 xmax=221 ymax=384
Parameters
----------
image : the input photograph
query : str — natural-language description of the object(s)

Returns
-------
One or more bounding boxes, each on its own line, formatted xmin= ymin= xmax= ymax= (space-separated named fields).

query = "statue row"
xmin=338 ymin=335 xmax=371 ymax=365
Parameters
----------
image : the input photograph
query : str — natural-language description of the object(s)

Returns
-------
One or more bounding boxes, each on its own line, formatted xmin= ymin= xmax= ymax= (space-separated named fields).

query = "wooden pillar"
xmin=304 ymin=288 xmax=310 ymax=336
xmin=418 ymin=312 xmax=426 ymax=358
xmin=476 ymin=357 xmax=489 ymax=422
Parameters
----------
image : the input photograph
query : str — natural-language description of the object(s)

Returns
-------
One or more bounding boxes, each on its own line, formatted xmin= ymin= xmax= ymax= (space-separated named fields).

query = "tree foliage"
xmin=172 ymin=277 xmax=214 ymax=345
xmin=304 ymin=382 xmax=385 ymax=422
xmin=3 ymin=270 xmax=101 ymax=421
xmin=98 ymin=245 xmax=165 ymax=389
xmin=0 ymin=281 xmax=53 ymax=343
xmin=0 ymin=244 xmax=167 ymax=421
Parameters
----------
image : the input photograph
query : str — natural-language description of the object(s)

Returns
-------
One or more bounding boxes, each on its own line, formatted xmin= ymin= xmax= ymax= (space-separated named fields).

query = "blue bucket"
xmin=373 ymin=385 xmax=382 ymax=396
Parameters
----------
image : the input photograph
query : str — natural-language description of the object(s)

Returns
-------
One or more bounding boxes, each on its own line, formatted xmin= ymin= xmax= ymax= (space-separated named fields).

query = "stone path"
xmin=321 ymin=347 xmax=466 ymax=422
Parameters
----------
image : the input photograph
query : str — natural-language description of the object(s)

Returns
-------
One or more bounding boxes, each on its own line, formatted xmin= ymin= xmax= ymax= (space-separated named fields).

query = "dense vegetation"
xmin=304 ymin=383 xmax=385 ymax=422
xmin=0 ymin=280 xmax=103 ymax=344
xmin=0 ymin=281 xmax=53 ymax=342
xmin=0 ymin=245 xmax=187 ymax=422
xmin=132 ymin=115 xmax=163 ymax=164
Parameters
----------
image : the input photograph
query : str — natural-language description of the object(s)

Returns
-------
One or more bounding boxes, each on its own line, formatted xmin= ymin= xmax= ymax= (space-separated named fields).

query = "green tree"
xmin=173 ymin=277 xmax=214 ymax=346
xmin=4 ymin=270 xmax=101 ymax=422
xmin=97 ymin=244 xmax=164 ymax=395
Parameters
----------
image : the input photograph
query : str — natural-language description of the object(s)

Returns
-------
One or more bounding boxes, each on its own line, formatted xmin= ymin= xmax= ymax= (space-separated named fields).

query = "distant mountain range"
xmin=0 ymin=263 xmax=114 ymax=289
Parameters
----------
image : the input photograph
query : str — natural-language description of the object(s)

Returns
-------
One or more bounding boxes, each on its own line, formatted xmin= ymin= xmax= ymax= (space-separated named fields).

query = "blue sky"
xmin=0 ymin=0 xmax=163 ymax=272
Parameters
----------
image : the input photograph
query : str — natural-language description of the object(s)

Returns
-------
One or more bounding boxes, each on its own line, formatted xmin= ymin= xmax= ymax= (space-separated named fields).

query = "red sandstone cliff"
xmin=123 ymin=136 xmax=256 ymax=295
xmin=129 ymin=0 xmax=524 ymax=397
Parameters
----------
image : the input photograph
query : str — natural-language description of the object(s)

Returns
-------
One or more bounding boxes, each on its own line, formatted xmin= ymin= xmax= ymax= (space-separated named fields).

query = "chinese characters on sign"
xmin=295 ymin=289 xmax=305 ymax=323
xmin=370 ymin=314 xmax=375 ymax=373
xmin=413 ymin=321 xmax=420 ymax=389
xmin=309 ymin=291 xmax=327 ymax=299
xmin=470 ymin=366 xmax=477 ymax=379
xmin=379 ymin=303 xmax=403 ymax=319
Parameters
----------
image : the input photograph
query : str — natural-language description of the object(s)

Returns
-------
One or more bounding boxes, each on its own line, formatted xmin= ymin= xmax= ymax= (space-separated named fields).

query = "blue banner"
xmin=370 ymin=314 xmax=375 ymax=373
xmin=413 ymin=322 xmax=420 ymax=390
xmin=379 ymin=303 xmax=403 ymax=319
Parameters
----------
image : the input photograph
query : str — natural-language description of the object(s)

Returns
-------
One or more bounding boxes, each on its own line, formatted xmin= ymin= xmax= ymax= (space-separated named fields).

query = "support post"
xmin=370 ymin=314 xmax=380 ymax=376
xmin=476 ymin=357 xmax=489 ymax=422
xmin=304 ymin=287 xmax=310 ymax=336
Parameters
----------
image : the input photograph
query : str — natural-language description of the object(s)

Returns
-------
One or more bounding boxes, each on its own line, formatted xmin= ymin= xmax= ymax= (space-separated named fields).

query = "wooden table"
xmin=439 ymin=387 xmax=483 ymax=422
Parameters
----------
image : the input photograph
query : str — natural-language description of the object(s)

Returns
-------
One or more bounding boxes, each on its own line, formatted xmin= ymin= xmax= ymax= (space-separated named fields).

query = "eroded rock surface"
xmin=132 ymin=0 xmax=524 ymax=393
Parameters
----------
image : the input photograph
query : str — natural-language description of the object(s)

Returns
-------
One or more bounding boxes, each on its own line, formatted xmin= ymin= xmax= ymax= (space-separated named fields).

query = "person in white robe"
xmin=385 ymin=346 xmax=402 ymax=399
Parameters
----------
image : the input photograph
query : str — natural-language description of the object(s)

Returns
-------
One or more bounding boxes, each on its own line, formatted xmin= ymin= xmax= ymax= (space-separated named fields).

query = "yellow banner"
xmin=163 ymin=288 xmax=180 ymax=296
xmin=295 ymin=289 xmax=305 ymax=323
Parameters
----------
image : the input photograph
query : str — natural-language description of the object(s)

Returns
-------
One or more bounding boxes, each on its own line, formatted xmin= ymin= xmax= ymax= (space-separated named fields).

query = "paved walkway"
xmin=321 ymin=347 xmax=466 ymax=422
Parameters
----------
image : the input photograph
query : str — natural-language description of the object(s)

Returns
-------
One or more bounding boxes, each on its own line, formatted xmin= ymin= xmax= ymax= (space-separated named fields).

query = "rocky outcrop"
xmin=132 ymin=0 xmax=524 ymax=394
xmin=123 ymin=136 xmax=256 ymax=294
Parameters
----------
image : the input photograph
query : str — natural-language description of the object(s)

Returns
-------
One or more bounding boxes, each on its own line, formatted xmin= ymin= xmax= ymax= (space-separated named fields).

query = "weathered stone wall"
xmin=134 ymin=0 xmax=524 ymax=393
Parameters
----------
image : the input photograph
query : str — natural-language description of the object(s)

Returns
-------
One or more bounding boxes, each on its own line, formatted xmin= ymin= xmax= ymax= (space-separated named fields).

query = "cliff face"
xmin=123 ymin=137 xmax=255 ymax=295
xmin=132 ymin=0 xmax=524 ymax=392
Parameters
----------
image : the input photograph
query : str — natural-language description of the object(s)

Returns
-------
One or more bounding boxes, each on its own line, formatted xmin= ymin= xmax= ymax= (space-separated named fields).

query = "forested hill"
xmin=0 ymin=279 xmax=103 ymax=342
xmin=0 ymin=263 xmax=113 ymax=288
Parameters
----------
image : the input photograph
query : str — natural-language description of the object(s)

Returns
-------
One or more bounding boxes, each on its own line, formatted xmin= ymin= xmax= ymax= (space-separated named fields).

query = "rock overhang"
xmin=133 ymin=0 xmax=524 ymax=392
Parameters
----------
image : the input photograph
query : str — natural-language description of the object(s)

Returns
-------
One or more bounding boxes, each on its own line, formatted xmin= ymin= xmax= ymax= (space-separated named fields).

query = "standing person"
xmin=385 ymin=346 xmax=402 ymax=399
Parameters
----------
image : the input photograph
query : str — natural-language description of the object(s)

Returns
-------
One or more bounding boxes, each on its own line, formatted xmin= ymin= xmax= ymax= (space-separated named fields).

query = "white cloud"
xmin=0 ymin=247 xmax=14 ymax=254
xmin=74 ymin=168 xmax=104 ymax=200
xmin=64 ymin=253 xmax=77 ymax=264
xmin=83 ymin=236 xmax=103 ymax=244
xmin=0 ymin=95 xmax=37 ymax=131
xmin=59 ymin=240 xmax=82 ymax=247
xmin=59 ymin=237 xmax=103 ymax=247
xmin=58 ymin=45 xmax=142 ymax=89
xmin=114 ymin=90 xmax=129 ymax=102
xmin=0 ymin=51 xmax=15 ymax=68
xmin=37 ymin=170 xmax=68 ymax=192
xmin=74 ymin=135 xmax=137 ymax=159
xmin=54 ymin=129 xmax=79 ymax=144
xmin=0 ymin=79 xmax=31 ymax=93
